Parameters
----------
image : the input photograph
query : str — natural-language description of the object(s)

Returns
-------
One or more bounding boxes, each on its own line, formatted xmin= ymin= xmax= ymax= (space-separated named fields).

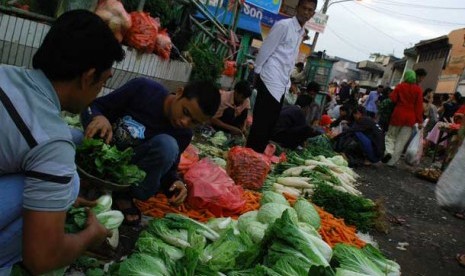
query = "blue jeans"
xmin=130 ymin=134 xmax=179 ymax=201
xmin=354 ymin=132 xmax=381 ymax=163
xmin=0 ymin=173 xmax=79 ymax=274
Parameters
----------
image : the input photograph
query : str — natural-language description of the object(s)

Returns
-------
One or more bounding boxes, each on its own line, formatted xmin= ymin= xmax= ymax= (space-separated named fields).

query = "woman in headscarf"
xmin=383 ymin=70 xmax=423 ymax=166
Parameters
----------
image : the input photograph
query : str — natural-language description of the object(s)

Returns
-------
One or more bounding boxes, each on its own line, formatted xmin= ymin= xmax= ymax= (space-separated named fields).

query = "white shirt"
xmin=254 ymin=17 xmax=305 ymax=102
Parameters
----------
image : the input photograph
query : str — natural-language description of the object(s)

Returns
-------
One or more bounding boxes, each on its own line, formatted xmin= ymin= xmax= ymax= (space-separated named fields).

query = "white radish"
xmin=277 ymin=177 xmax=313 ymax=189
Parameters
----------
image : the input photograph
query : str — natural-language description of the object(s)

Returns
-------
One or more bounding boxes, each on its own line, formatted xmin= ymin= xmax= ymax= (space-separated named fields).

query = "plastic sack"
xmin=95 ymin=0 xmax=132 ymax=42
xmin=124 ymin=12 xmax=159 ymax=53
xmin=178 ymin=144 xmax=199 ymax=175
xmin=184 ymin=158 xmax=246 ymax=216
xmin=227 ymin=146 xmax=271 ymax=190
xmin=405 ymin=128 xmax=423 ymax=166
xmin=154 ymin=29 xmax=172 ymax=60
xmin=223 ymin=60 xmax=236 ymax=77
xmin=435 ymin=140 xmax=465 ymax=211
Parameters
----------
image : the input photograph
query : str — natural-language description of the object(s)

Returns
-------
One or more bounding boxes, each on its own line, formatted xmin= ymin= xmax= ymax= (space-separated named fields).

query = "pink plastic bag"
xmin=178 ymin=144 xmax=199 ymax=175
xmin=184 ymin=158 xmax=246 ymax=216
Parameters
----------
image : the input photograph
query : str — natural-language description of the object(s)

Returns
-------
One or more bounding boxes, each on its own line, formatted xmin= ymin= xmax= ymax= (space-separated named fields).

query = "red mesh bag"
xmin=124 ymin=12 xmax=159 ymax=53
xmin=155 ymin=29 xmax=172 ymax=60
xmin=184 ymin=158 xmax=246 ymax=217
xmin=178 ymin=144 xmax=199 ymax=175
xmin=226 ymin=146 xmax=271 ymax=190
xmin=223 ymin=60 xmax=236 ymax=77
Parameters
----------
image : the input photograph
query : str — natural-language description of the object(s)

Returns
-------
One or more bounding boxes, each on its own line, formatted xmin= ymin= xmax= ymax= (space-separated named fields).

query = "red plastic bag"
xmin=95 ymin=0 xmax=132 ymax=42
xmin=124 ymin=12 xmax=159 ymax=53
xmin=226 ymin=146 xmax=271 ymax=190
xmin=178 ymin=144 xmax=199 ymax=175
xmin=155 ymin=29 xmax=172 ymax=60
xmin=223 ymin=60 xmax=236 ymax=77
xmin=184 ymin=158 xmax=246 ymax=217
xmin=263 ymin=143 xmax=287 ymax=164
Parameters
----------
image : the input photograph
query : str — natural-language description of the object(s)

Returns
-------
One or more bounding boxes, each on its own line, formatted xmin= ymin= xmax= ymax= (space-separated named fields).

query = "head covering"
xmin=320 ymin=114 xmax=332 ymax=126
xmin=403 ymin=70 xmax=416 ymax=84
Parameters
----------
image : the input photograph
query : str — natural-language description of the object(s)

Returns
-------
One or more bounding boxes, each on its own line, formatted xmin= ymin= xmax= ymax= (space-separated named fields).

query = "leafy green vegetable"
xmin=165 ymin=213 xmax=220 ymax=241
xmin=206 ymin=217 xmax=237 ymax=235
xmin=95 ymin=210 xmax=124 ymax=230
xmin=311 ymin=183 xmax=378 ymax=232
xmin=257 ymin=203 xmax=298 ymax=225
xmin=135 ymin=231 xmax=185 ymax=261
xmin=294 ymin=198 xmax=321 ymax=229
xmin=333 ymin=244 xmax=385 ymax=276
xmin=361 ymin=244 xmax=401 ymax=276
xmin=147 ymin=218 xmax=191 ymax=248
xmin=117 ymin=253 xmax=174 ymax=276
xmin=264 ymin=210 xmax=332 ymax=267
xmin=76 ymin=138 xmax=146 ymax=185
xmin=85 ymin=268 xmax=105 ymax=276
xmin=271 ymin=256 xmax=311 ymax=276
xmin=91 ymin=195 xmax=112 ymax=214
xmin=260 ymin=191 xmax=290 ymax=206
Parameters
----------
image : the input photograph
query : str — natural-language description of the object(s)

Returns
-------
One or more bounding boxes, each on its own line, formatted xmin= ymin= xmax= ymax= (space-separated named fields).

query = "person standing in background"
xmin=382 ymin=70 xmax=423 ymax=166
xmin=365 ymin=85 xmax=384 ymax=119
xmin=246 ymin=0 xmax=318 ymax=153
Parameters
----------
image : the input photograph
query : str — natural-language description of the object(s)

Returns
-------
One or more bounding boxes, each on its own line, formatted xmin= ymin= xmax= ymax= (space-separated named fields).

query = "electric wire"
xmin=370 ymin=0 xmax=465 ymax=10
xmin=325 ymin=25 xmax=372 ymax=57
xmin=359 ymin=2 xmax=465 ymax=26
xmin=342 ymin=3 xmax=409 ymax=46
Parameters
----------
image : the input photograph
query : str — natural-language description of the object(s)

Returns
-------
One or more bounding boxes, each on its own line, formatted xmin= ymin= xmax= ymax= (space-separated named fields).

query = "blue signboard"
xmin=245 ymin=0 xmax=282 ymax=14
xmin=243 ymin=3 xmax=288 ymax=27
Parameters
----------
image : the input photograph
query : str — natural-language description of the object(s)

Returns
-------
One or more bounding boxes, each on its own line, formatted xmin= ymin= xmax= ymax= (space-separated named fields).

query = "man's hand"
xmin=168 ymin=181 xmax=188 ymax=207
xmin=73 ymin=197 xmax=97 ymax=208
xmin=84 ymin=115 xmax=113 ymax=144
xmin=85 ymin=208 xmax=111 ymax=247
xmin=230 ymin=127 xmax=244 ymax=136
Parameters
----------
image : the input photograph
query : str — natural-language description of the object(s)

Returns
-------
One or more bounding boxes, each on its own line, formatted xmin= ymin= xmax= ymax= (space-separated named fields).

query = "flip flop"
xmin=456 ymin=254 xmax=465 ymax=267
xmin=455 ymin=213 xmax=465 ymax=220
xmin=112 ymin=193 xmax=141 ymax=226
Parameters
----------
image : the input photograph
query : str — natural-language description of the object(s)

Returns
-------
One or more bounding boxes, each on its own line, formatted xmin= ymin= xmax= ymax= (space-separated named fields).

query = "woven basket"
xmin=77 ymin=166 xmax=131 ymax=191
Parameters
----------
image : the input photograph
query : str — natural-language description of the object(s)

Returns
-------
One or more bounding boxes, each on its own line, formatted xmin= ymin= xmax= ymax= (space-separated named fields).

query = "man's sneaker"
xmin=382 ymin=153 xmax=392 ymax=163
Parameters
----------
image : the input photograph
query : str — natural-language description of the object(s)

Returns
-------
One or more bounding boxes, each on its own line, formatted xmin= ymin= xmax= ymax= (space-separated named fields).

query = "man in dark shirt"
xmin=82 ymin=78 xmax=220 ymax=224
xmin=271 ymin=94 xmax=320 ymax=149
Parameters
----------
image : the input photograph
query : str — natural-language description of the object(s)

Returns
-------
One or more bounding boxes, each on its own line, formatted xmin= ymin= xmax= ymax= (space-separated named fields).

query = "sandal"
xmin=112 ymin=193 xmax=141 ymax=226
xmin=455 ymin=212 xmax=465 ymax=220
xmin=456 ymin=254 xmax=465 ymax=267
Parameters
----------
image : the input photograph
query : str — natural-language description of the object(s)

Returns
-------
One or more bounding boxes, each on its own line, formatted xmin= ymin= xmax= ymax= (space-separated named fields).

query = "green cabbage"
xmin=293 ymin=198 xmax=321 ymax=229
xmin=333 ymin=244 xmax=385 ymax=276
xmin=260 ymin=191 xmax=290 ymax=206
xmin=165 ymin=213 xmax=220 ymax=241
xmin=91 ymin=195 xmax=112 ymax=214
xmin=239 ymin=220 xmax=268 ymax=244
xmin=335 ymin=268 xmax=372 ymax=276
xmin=117 ymin=253 xmax=172 ymax=276
xmin=206 ymin=217 xmax=238 ymax=235
xmin=147 ymin=218 xmax=191 ymax=248
xmin=257 ymin=203 xmax=298 ymax=224
xmin=361 ymin=244 xmax=401 ymax=276
xmin=328 ymin=155 xmax=349 ymax=167
xmin=95 ymin=210 xmax=124 ymax=230
xmin=135 ymin=231 xmax=185 ymax=261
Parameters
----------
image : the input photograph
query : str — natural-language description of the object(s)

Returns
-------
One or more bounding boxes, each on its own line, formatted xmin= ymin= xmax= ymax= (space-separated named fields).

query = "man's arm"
xmin=22 ymin=209 xmax=107 ymax=274
xmin=211 ymin=118 xmax=242 ymax=135
xmin=254 ymin=22 xmax=287 ymax=74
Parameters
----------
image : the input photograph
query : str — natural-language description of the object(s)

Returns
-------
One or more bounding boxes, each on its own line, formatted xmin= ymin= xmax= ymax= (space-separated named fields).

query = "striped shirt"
xmin=0 ymin=65 xmax=78 ymax=211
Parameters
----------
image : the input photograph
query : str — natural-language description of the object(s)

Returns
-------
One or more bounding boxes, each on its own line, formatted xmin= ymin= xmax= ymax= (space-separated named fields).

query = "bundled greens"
xmin=311 ymin=183 xmax=378 ymax=232
xmin=76 ymin=138 xmax=146 ymax=185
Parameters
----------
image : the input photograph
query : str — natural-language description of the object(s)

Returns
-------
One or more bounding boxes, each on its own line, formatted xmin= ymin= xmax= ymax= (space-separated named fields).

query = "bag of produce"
xmin=226 ymin=146 xmax=271 ymax=190
xmin=154 ymin=29 xmax=172 ymax=60
xmin=435 ymin=140 xmax=465 ymax=211
xmin=405 ymin=128 xmax=423 ymax=166
xmin=124 ymin=12 xmax=159 ymax=53
xmin=184 ymin=158 xmax=246 ymax=216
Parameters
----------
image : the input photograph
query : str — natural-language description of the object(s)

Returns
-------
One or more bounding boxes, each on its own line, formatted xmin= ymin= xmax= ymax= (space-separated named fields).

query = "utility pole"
xmin=309 ymin=0 xmax=330 ymax=54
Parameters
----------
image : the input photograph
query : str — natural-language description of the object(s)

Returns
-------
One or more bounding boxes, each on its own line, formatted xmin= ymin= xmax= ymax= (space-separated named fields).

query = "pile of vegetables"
xmin=76 ymin=138 xmax=146 ymax=185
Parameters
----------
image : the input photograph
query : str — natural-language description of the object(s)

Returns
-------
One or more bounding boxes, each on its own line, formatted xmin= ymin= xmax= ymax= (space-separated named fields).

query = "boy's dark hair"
xmin=423 ymin=88 xmax=433 ymax=97
xmin=454 ymin=91 xmax=463 ymax=105
xmin=295 ymin=94 xmax=313 ymax=108
xmin=306 ymin=81 xmax=321 ymax=93
xmin=296 ymin=62 xmax=304 ymax=69
xmin=415 ymin=68 xmax=427 ymax=78
xmin=33 ymin=10 xmax=125 ymax=82
xmin=339 ymin=105 xmax=347 ymax=112
xmin=355 ymin=105 xmax=366 ymax=115
xmin=182 ymin=81 xmax=221 ymax=117
xmin=298 ymin=0 xmax=318 ymax=7
xmin=235 ymin=80 xmax=252 ymax=98
xmin=377 ymin=85 xmax=384 ymax=89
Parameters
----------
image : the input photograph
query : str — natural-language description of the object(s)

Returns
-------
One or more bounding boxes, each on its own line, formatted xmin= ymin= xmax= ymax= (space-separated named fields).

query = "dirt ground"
xmin=354 ymin=162 xmax=465 ymax=276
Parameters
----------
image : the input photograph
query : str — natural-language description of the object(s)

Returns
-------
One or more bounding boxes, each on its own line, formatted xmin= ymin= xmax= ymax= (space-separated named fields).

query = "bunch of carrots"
xmin=316 ymin=206 xmax=366 ymax=248
xmin=135 ymin=190 xmax=262 ymax=223
xmin=283 ymin=193 xmax=365 ymax=249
